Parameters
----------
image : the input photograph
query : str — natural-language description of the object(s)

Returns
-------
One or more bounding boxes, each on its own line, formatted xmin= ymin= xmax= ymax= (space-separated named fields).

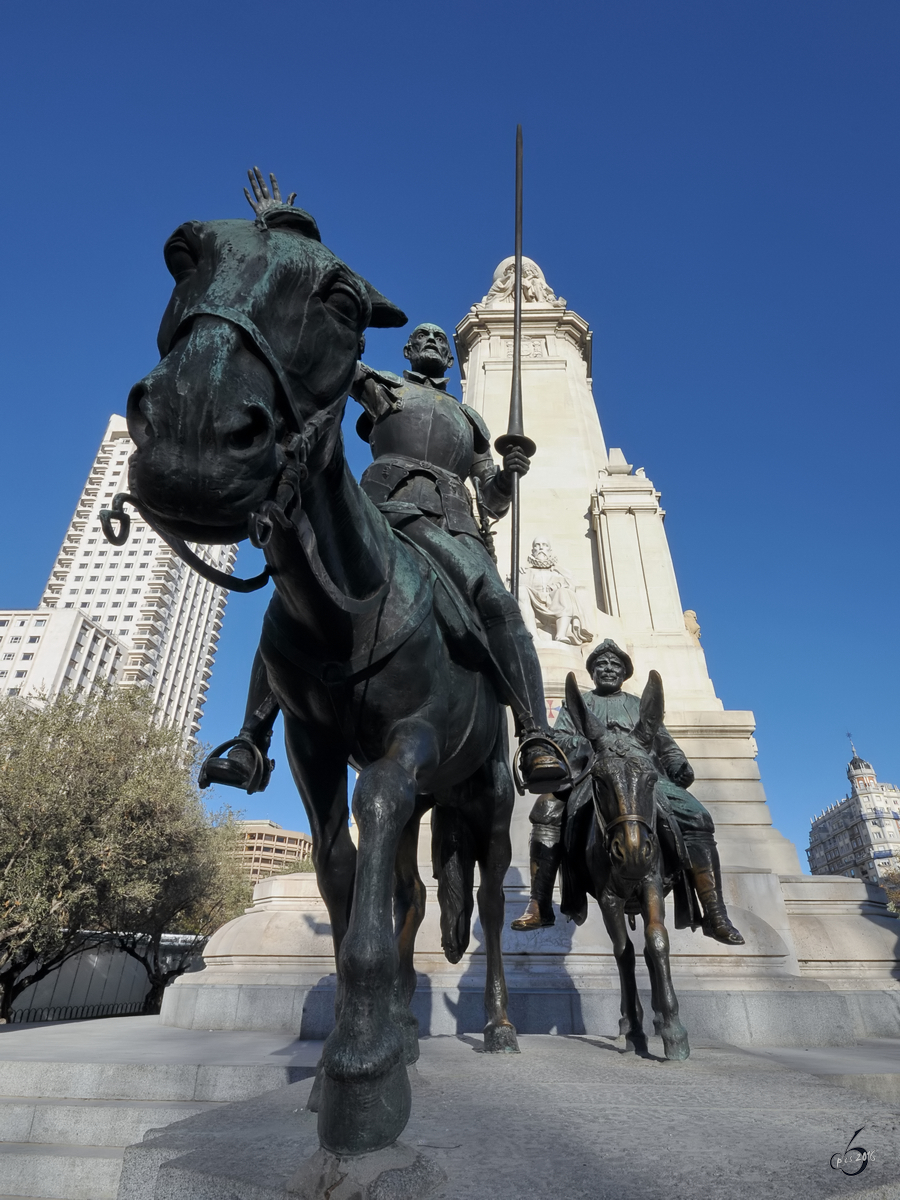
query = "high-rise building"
xmin=807 ymin=747 xmax=900 ymax=882
xmin=2 ymin=414 xmax=236 ymax=737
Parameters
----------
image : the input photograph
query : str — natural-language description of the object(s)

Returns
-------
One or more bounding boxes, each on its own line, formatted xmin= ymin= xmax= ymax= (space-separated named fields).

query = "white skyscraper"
xmin=1 ymin=415 xmax=236 ymax=737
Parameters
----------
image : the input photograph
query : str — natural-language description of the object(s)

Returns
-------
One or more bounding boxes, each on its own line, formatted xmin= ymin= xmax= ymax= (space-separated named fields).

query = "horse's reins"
xmin=101 ymin=303 xmax=389 ymax=615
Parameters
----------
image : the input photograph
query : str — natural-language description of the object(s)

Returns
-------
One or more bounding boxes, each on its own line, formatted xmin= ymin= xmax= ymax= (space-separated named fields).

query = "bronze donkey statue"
xmin=562 ymin=670 xmax=690 ymax=1060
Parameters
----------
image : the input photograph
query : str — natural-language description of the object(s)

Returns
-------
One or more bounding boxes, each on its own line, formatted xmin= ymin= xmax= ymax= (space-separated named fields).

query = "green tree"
xmin=0 ymin=687 xmax=249 ymax=1020
xmin=877 ymin=865 xmax=900 ymax=915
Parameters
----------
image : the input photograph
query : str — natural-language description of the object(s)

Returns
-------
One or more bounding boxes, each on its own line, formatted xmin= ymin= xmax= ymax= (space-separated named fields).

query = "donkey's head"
xmin=564 ymin=670 xmax=664 ymax=879
xmin=126 ymin=193 xmax=406 ymax=544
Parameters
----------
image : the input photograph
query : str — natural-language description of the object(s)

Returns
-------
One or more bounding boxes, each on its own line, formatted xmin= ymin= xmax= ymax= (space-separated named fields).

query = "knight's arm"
xmin=349 ymin=363 xmax=404 ymax=441
xmin=654 ymin=723 xmax=694 ymax=787
xmin=470 ymin=451 xmax=513 ymax=519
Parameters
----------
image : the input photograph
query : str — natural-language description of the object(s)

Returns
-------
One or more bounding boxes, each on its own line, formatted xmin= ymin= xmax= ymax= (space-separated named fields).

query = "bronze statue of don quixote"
xmin=100 ymin=137 xmax=738 ymax=1166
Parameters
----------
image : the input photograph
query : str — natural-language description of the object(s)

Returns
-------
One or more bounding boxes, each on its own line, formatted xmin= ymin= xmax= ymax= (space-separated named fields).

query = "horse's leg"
xmin=599 ymin=888 xmax=647 ymax=1054
xmin=281 ymin=716 xmax=355 ymax=1114
xmin=641 ymin=878 xmax=689 ymax=1061
xmin=318 ymin=717 xmax=438 ymax=1156
xmin=471 ymin=715 xmax=519 ymax=1053
xmin=392 ymin=799 xmax=429 ymax=1066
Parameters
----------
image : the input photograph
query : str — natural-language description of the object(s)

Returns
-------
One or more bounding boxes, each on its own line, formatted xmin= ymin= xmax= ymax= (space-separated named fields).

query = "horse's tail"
xmin=432 ymin=806 xmax=475 ymax=964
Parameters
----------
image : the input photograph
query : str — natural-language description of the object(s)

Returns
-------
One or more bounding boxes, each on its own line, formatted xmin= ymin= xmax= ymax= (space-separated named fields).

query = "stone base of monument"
xmin=161 ymin=870 xmax=900 ymax=1047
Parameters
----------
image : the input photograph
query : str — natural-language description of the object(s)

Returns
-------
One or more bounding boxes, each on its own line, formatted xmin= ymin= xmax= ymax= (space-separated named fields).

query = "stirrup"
xmin=199 ymin=735 xmax=272 ymax=794
xmin=512 ymin=734 xmax=572 ymax=796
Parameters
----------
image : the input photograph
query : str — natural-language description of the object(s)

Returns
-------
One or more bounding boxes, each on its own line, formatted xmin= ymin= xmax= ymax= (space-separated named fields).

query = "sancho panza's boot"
xmin=511 ymin=801 xmax=564 ymax=930
xmin=688 ymin=836 xmax=745 ymax=946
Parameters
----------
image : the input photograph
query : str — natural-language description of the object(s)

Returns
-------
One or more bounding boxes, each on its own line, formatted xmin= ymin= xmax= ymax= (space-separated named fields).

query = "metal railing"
xmin=9 ymin=998 xmax=155 ymax=1025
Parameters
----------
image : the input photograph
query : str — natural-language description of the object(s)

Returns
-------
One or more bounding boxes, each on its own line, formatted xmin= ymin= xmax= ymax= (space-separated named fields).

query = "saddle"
xmin=260 ymin=514 xmax=493 ymax=743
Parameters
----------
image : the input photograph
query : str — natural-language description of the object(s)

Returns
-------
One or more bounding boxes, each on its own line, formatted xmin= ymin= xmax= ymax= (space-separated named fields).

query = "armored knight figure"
xmin=352 ymin=323 xmax=567 ymax=788
xmin=511 ymin=639 xmax=744 ymax=945
xmin=201 ymin=323 xmax=568 ymax=793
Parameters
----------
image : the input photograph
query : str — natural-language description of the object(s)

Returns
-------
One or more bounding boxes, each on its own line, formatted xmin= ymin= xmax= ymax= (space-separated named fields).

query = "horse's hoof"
xmin=318 ymin=1058 xmax=411 ymax=1156
xmin=306 ymin=1062 xmax=324 ymax=1112
xmin=484 ymin=1020 xmax=520 ymax=1054
xmin=624 ymin=1033 xmax=649 ymax=1056
xmin=400 ymin=1014 xmax=420 ymax=1065
xmin=661 ymin=1025 xmax=690 ymax=1061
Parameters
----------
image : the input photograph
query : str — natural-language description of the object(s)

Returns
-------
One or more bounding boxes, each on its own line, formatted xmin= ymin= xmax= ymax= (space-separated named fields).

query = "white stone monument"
xmin=162 ymin=260 xmax=900 ymax=1045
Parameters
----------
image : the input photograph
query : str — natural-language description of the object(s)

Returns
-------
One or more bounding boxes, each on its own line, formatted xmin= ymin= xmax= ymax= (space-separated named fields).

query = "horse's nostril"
xmin=227 ymin=406 xmax=270 ymax=452
xmin=127 ymin=383 xmax=153 ymax=446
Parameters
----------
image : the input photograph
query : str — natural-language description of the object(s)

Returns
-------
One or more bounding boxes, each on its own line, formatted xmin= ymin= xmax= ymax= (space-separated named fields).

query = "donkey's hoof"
xmin=661 ymin=1024 xmax=690 ymax=1061
xmin=484 ymin=1020 xmax=520 ymax=1054
xmin=318 ymin=1058 xmax=411 ymax=1156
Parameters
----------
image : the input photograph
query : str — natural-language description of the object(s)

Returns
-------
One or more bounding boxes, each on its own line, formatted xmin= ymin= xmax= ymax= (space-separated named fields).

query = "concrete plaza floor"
xmin=3 ymin=1018 xmax=900 ymax=1198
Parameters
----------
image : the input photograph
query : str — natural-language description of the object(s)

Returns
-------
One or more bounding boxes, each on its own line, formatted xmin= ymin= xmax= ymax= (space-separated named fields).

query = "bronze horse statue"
xmin=562 ymin=670 xmax=690 ymax=1061
xmin=108 ymin=189 xmax=523 ymax=1155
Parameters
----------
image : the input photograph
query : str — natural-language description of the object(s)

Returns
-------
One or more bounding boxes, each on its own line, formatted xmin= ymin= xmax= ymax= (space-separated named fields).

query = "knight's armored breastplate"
xmin=368 ymin=387 xmax=475 ymax=478
xmin=361 ymin=386 xmax=480 ymax=536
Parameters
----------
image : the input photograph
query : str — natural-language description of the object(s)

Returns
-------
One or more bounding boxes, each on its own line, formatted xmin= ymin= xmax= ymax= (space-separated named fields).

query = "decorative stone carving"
xmin=683 ymin=609 xmax=701 ymax=640
xmin=482 ymin=256 xmax=566 ymax=308
xmin=520 ymin=539 xmax=593 ymax=646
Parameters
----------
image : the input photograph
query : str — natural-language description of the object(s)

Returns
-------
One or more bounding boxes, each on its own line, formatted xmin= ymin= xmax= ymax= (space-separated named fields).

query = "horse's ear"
xmin=565 ymin=672 xmax=604 ymax=745
xmin=259 ymin=205 xmax=322 ymax=241
xmin=635 ymin=670 xmax=664 ymax=746
xmin=358 ymin=276 xmax=408 ymax=329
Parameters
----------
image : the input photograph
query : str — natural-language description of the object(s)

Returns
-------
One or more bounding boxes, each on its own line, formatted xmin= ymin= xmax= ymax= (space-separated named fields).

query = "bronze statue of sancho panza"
xmin=512 ymin=639 xmax=744 ymax=945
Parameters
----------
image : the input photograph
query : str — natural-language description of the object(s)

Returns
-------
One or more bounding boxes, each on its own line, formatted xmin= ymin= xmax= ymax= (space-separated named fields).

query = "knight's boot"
xmin=199 ymin=652 xmax=279 ymax=794
xmin=689 ymin=837 xmax=744 ymax=946
xmin=199 ymin=729 xmax=275 ymax=794
xmin=511 ymin=837 xmax=561 ymax=930
xmin=483 ymin=614 xmax=568 ymax=793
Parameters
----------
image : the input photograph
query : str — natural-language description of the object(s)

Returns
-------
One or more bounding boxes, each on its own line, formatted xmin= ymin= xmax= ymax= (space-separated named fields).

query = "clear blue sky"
xmin=2 ymin=1 xmax=898 ymax=862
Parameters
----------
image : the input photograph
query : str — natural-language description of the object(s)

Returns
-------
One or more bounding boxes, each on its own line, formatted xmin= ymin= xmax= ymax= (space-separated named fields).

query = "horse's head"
xmin=126 ymin=201 xmax=406 ymax=544
xmin=564 ymin=670 xmax=665 ymax=878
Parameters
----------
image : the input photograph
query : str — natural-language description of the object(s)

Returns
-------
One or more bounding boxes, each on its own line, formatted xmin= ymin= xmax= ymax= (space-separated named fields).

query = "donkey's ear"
xmin=565 ymin=672 xmax=605 ymax=745
xmin=635 ymin=670 xmax=664 ymax=746
xmin=359 ymin=276 xmax=408 ymax=329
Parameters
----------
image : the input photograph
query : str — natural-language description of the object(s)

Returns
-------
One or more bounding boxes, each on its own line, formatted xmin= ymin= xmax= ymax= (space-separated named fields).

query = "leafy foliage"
xmin=877 ymin=865 xmax=900 ymax=915
xmin=0 ymin=687 xmax=250 ymax=1018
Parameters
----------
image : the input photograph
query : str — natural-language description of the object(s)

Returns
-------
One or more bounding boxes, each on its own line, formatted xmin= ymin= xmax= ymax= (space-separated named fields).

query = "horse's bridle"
xmin=101 ymin=303 xmax=389 ymax=614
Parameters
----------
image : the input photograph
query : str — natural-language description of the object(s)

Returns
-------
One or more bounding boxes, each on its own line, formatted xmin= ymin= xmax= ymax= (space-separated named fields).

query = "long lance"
xmin=494 ymin=124 xmax=536 ymax=602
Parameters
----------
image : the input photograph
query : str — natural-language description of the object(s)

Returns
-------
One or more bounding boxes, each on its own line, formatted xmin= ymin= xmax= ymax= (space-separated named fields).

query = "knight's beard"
xmin=528 ymin=551 xmax=557 ymax=569
xmin=410 ymin=348 xmax=447 ymax=376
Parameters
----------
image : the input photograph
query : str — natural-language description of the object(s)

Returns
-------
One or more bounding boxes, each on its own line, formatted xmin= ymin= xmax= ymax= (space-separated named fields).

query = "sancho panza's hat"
xmin=585 ymin=639 xmax=634 ymax=680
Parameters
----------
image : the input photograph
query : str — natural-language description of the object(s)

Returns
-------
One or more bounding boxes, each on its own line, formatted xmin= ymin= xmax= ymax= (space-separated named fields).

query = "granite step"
xmin=0 ymin=1096 xmax=220 ymax=1146
xmin=0 ymin=1143 xmax=123 ymax=1200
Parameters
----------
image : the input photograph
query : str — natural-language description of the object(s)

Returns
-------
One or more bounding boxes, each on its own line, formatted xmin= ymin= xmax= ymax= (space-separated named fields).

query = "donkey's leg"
xmin=318 ymin=717 xmax=438 ymax=1156
xmin=599 ymin=888 xmax=646 ymax=1054
xmin=392 ymin=801 xmax=429 ymax=1066
xmin=471 ymin=717 xmax=519 ymax=1053
xmin=642 ymin=879 xmax=689 ymax=1061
